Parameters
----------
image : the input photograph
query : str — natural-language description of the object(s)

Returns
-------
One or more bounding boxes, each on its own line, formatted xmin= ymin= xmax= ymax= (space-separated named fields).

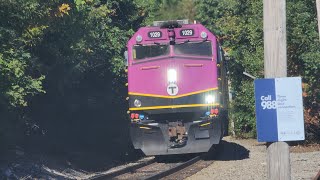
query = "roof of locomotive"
xmin=126 ymin=20 xmax=217 ymax=46
xmin=152 ymin=19 xmax=190 ymax=28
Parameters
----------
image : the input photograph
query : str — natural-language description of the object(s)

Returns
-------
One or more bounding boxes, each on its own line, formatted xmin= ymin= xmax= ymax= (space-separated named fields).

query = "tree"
xmin=317 ymin=0 xmax=320 ymax=40
xmin=196 ymin=0 xmax=320 ymax=139
xmin=0 ymin=0 xmax=47 ymax=108
xmin=136 ymin=0 xmax=196 ymax=22
xmin=0 ymin=0 xmax=150 ymax=153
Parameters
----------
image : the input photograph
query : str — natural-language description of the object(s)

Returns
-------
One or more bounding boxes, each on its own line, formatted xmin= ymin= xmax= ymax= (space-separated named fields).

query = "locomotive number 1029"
xmin=180 ymin=29 xmax=194 ymax=36
xmin=148 ymin=31 xmax=162 ymax=38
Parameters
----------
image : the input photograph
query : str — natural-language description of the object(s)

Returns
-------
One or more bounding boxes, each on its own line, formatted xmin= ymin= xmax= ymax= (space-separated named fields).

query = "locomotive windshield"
xmin=174 ymin=41 xmax=212 ymax=56
xmin=132 ymin=41 xmax=212 ymax=61
xmin=133 ymin=44 xmax=169 ymax=60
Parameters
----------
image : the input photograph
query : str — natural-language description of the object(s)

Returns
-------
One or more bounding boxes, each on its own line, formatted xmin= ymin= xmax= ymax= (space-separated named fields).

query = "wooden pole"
xmin=263 ymin=0 xmax=291 ymax=179
xmin=317 ymin=0 xmax=320 ymax=41
xmin=314 ymin=169 xmax=320 ymax=180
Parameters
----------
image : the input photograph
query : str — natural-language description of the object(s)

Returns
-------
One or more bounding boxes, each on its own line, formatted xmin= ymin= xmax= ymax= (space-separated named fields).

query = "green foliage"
xmin=134 ymin=0 xmax=196 ymax=24
xmin=196 ymin=0 xmax=320 ymax=138
xmin=196 ymin=0 xmax=264 ymax=137
xmin=0 ymin=0 xmax=147 ymax=151
xmin=153 ymin=0 xmax=197 ymax=21
xmin=22 ymin=25 xmax=49 ymax=46
xmin=0 ymin=0 xmax=48 ymax=107
xmin=287 ymin=1 xmax=320 ymax=116
xmin=0 ymin=53 xmax=45 ymax=107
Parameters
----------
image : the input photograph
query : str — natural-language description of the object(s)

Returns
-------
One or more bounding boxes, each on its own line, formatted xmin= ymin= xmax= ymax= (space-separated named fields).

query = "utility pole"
xmin=317 ymin=0 xmax=320 ymax=41
xmin=263 ymin=0 xmax=291 ymax=179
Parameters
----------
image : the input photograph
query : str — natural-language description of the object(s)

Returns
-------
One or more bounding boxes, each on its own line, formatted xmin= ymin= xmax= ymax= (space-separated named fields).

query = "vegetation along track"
xmin=89 ymin=155 xmax=214 ymax=180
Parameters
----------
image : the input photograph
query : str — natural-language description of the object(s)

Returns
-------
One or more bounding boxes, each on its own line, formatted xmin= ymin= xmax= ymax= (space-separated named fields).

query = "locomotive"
xmin=124 ymin=20 xmax=229 ymax=156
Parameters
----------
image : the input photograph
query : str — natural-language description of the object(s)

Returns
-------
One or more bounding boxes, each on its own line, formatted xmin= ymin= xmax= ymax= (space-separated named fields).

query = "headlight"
xmin=136 ymin=35 xmax=142 ymax=43
xmin=205 ymin=95 xmax=215 ymax=104
xmin=167 ymin=69 xmax=177 ymax=83
xmin=200 ymin=31 xmax=207 ymax=39
xmin=134 ymin=99 xmax=141 ymax=107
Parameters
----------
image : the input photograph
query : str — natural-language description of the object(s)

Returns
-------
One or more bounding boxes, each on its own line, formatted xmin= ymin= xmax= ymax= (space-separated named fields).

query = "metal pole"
xmin=263 ymin=0 xmax=291 ymax=179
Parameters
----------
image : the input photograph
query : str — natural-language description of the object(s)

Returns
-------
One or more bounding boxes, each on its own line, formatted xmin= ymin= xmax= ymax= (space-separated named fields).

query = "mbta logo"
xmin=167 ymin=83 xmax=179 ymax=96
xmin=260 ymin=95 xmax=276 ymax=109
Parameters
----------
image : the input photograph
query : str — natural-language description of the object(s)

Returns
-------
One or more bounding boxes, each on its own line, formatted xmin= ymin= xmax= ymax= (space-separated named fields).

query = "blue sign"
xmin=254 ymin=77 xmax=305 ymax=142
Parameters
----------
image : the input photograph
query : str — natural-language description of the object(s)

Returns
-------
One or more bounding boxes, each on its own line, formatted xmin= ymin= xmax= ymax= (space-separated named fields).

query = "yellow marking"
xmin=140 ymin=66 xmax=160 ymax=70
xmin=139 ymin=126 xmax=151 ymax=130
xmin=129 ymin=103 xmax=220 ymax=111
xmin=200 ymin=122 xmax=211 ymax=127
xmin=184 ymin=64 xmax=203 ymax=67
xmin=128 ymin=87 xmax=218 ymax=99
xmin=133 ymin=49 xmax=136 ymax=59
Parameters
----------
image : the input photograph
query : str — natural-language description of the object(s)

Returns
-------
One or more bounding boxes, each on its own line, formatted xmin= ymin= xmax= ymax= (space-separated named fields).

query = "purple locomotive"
xmin=125 ymin=20 xmax=229 ymax=156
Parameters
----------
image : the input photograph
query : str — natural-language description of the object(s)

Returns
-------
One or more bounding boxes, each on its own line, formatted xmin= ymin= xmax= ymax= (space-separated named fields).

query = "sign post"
xmin=255 ymin=77 xmax=305 ymax=179
xmin=262 ymin=0 xmax=293 ymax=179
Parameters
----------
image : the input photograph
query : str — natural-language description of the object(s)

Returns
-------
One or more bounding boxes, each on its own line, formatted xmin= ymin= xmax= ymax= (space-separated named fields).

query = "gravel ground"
xmin=1 ymin=137 xmax=319 ymax=179
xmin=187 ymin=136 xmax=320 ymax=180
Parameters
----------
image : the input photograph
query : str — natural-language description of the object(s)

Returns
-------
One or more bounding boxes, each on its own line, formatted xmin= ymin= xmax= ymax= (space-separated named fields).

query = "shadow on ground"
xmin=203 ymin=140 xmax=250 ymax=161
xmin=64 ymin=147 xmax=145 ymax=171
xmin=154 ymin=139 xmax=250 ymax=163
xmin=155 ymin=153 xmax=200 ymax=163
xmin=0 ymin=138 xmax=146 ymax=179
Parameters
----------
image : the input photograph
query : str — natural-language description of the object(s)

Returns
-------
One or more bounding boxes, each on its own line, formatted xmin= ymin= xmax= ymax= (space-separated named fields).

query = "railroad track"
xmin=89 ymin=155 xmax=205 ymax=180
xmin=88 ymin=158 xmax=157 ymax=180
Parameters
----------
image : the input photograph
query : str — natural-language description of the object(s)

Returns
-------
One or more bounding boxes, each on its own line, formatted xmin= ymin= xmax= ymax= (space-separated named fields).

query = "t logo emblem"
xmin=167 ymin=83 xmax=179 ymax=96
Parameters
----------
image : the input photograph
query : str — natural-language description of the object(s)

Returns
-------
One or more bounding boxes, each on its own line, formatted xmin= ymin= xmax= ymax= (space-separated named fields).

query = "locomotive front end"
xmin=126 ymin=20 xmax=228 ymax=155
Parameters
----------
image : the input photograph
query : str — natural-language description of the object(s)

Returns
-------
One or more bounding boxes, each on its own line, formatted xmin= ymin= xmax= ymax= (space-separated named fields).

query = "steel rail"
xmin=145 ymin=156 xmax=201 ymax=180
xmin=89 ymin=158 xmax=157 ymax=180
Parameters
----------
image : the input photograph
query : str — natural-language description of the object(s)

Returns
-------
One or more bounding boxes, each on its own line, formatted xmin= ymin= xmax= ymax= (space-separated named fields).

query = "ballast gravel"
xmin=1 ymin=137 xmax=318 ymax=179
xmin=186 ymin=136 xmax=320 ymax=180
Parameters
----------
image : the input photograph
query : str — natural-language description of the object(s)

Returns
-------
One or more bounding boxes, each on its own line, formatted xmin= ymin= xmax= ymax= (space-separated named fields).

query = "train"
xmin=124 ymin=20 xmax=229 ymax=156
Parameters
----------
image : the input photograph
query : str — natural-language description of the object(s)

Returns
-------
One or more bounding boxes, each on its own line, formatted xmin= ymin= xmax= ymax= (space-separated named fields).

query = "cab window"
xmin=133 ymin=44 xmax=170 ymax=60
xmin=174 ymin=41 xmax=212 ymax=56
